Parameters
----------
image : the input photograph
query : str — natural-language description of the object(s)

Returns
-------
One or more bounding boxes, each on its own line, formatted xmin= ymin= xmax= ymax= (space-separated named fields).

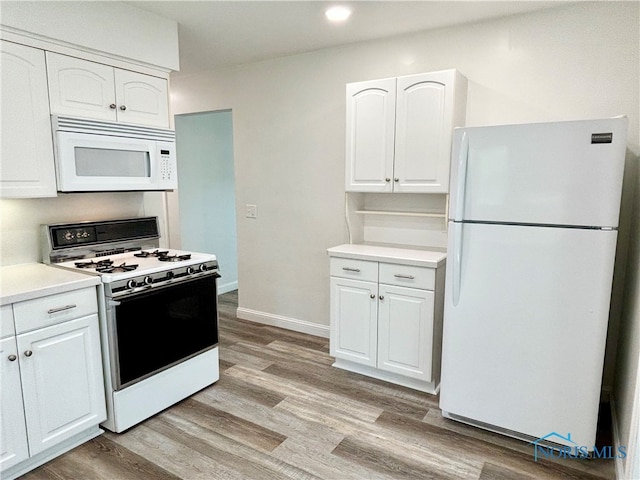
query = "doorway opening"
xmin=174 ymin=110 xmax=238 ymax=294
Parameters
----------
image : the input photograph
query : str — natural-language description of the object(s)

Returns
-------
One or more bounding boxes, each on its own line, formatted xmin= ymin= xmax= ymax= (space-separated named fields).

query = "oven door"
xmin=107 ymin=274 xmax=219 ymax=390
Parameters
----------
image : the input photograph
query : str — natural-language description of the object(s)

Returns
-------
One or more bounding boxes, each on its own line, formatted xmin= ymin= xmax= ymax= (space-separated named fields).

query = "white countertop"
xmin=327 ymin=243 xmax=447 ymax=268
xmin=0 ymin=263 xmax=101 ymax=305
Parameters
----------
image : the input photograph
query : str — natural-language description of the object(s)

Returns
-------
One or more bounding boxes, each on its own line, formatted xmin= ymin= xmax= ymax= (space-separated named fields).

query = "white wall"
xmin=613 ymin=158 xmax=640 ymax=479
xmin=0 ymin=193 xmax=142 ymax=265
xmin=170 ymin=1 xmax=639 ymax=330
xmin=0 ymin=1 xmax=179 ymax=70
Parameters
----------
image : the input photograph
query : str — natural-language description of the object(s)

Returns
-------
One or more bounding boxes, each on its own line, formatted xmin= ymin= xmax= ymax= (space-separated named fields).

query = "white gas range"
xmin=42 ymin=217 xmax=220 ymax=433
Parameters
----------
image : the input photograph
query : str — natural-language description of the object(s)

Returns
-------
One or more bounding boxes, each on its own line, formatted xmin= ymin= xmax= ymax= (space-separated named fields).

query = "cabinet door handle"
xmin=8 ymin=354 xmax=17 ymax=362
xmin=379 ymin=295 xmax=384 ymax=300
xmin=385 ymin=178 xmax=391 ymax=182
xmin=109 ymin=103 xmax=117 ymax=109
xmin=394 ymin=178 xmax=399 ymax=182
xmin=342 ymin=267 xmax=360 ymax=273
xmin=24 ymin=350 xmax=33 ymax=357
xmin=47 ymin=304 xmax=77 ymax=314
xmin=370 ymin=294 xmax=375 ymax=299
xmin=119 ymin=105 xmax=127 ymax=111
xmin=394 ymin=274 xmax=415 ymax=280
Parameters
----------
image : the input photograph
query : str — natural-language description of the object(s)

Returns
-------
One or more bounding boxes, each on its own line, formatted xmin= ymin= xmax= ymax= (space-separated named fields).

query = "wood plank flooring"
xmin=22 ymin=291 xmax=615 ymax=479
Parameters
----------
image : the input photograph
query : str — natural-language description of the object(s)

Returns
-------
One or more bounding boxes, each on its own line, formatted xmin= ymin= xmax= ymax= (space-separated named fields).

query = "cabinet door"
xmin=46 ymin=52 xmax=117 ymax=122
xmin=394 ymin=71 xmax=455 ymax=193
xmin=17 ymin=315 xmax=106 ymax=456
xmin=114 ymin=69 xmax=169 ymax=128
xmin=0 ymin=41 xmax=57 ymax=198
xmin=345 ymin=78 xmax=396 ymax=192
xmin=377 ymin=284 xmax=434 ymax=381
xmin=330 ymin=277 xmax=378 ymax=367
xmin=0 ymin=336 xmax=30 ymax=471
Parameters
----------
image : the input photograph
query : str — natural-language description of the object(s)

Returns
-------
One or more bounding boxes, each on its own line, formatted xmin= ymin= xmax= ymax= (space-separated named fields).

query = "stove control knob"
xmin=187 ymin=266 xmax=196 ymax=275
xmin=126 ymin=279 xmax=137 ymax=290
xmin=166 ymin=271 xmax=174 ymax=280
xmin=144 ymin=276 xmax=153 ymax=286
xmin=199 ymin=264 xmax=208 ymax=272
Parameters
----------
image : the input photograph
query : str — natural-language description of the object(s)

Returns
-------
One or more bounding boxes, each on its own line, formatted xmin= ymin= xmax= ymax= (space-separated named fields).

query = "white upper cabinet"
xmin=345 ymin=78 xmax=397 ymax=192
xmin=47 ymin=52 xmax=169 ymax=128
xmin=46 ymin=53 xmax=115 ymax=122
xmin=0 ymin=41 xmax=57 ymax=198
xmin=346 ymin=69 xmax=467 ymax=193
xmin=114 ymin=69 xmax=169 ymax=127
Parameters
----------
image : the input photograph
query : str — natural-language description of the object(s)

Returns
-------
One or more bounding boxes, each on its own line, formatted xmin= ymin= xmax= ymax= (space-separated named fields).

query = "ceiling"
xmin=127 ymin=1 xmax=563 ymax=77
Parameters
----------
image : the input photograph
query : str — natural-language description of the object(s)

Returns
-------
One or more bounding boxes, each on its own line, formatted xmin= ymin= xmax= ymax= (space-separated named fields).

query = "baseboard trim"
xmin=218 ymin=281 xmax=238 ymax=295
xmin=236 ymin=307 xmax=330 ymax=338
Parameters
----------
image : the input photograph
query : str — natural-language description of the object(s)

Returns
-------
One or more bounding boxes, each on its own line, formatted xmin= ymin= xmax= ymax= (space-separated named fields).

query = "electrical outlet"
xmin=246 ymin=204 xmax=257 ymax=219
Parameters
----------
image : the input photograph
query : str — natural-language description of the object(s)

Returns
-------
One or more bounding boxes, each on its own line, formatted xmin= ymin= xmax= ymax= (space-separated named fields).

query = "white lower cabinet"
xmin=377 ymin=284 xmax=434 ymax=381
xmin=329 ymin=254 xmax=444 ymax=394
xmin=0 ymin=287 xmax=106 ymax=480
xmin=330 ymin=277 xmax=378 ymax=367
xmin=18 ymin=315 xmax=105 ymax=456
xmin=0 ymin=336 xmax=29 ymax=471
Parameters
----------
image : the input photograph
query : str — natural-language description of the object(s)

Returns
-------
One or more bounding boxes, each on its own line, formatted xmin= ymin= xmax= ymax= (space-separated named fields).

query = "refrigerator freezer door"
xmin=449 ymin=118 xmax=628 ymax=228
xmin=440 ymin=222 xmax=617 ymax=447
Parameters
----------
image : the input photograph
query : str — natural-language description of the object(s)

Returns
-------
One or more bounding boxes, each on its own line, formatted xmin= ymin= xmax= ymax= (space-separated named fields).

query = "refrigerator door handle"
xmin=454 ymin=132 xmax=469 ymax=221
xmin=452 ymin=221 xmax=463 ymax=306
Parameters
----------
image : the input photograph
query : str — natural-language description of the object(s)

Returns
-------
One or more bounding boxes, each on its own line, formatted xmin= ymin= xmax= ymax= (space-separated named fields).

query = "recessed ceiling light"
xmin=325 ymin=6 xmax=352 ymax=23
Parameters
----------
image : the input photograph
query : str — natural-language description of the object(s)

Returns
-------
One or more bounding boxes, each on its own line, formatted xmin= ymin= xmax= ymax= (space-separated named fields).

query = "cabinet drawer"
xmin=330 ymin=258 xmax=378 ymax=282
xmin=0 ymin=304 xmax=15 ymax=339
xmin=14 ymin=287 xmax=98 ymax=334
xmin=379 ymin=263 xmax=435 ymax=290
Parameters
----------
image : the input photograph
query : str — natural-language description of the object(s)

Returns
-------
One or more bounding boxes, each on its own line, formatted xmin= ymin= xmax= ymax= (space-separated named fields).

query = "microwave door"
xmin=55 ymin=131 xmax=160 ymax=191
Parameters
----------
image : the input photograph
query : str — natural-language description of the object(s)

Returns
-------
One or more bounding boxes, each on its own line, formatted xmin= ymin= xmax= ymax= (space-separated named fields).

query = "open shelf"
xmin=345 ymin=192 xmax=449 ymax=248
xmin=355 ymin=210 xmax=446 ymax=219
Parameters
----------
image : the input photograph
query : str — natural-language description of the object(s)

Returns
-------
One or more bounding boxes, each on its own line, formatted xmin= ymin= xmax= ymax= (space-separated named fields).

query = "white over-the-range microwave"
xmin=52 ymin=115 xmax=177 ymax=192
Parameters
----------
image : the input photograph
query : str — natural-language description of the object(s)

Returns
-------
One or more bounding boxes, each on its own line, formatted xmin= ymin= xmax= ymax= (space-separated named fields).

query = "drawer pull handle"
xmin=47 ymin=304 xmax=77 ymax=314
xmin=394 ymin=274 xmax=415 ymax=280
xmin=24 ymin=350 xmax=33 ymax=357
xmin=342 ymin=267 xmax=361 ymax=273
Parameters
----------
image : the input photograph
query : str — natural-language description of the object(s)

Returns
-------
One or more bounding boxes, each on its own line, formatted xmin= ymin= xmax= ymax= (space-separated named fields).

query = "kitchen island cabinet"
xmin=0 ymin=265 xmax=105 ymax=480
xmin=328 ymin=244 xmax=446 ymax=394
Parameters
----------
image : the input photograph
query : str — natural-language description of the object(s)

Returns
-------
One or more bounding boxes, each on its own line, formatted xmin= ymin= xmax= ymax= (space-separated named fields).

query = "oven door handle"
xmin=109 ymin=300 xmax=122 ymax=307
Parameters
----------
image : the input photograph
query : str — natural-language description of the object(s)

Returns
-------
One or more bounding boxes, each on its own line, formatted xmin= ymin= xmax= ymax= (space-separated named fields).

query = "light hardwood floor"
xmin=22 ymin=291 xmax=615 ymax=479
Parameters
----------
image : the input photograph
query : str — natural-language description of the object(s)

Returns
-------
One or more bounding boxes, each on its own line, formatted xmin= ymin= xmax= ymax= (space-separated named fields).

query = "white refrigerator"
xmin=440 ymin=117 xmax=628 ymax=449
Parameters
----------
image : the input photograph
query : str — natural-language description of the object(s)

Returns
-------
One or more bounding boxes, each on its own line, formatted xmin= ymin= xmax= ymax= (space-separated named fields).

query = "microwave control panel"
xmin=157 ymin=142 xmax=177 ymax=189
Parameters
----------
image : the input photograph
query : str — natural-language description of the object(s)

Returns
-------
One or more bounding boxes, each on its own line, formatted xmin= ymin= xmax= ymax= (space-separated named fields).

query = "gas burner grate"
xmin=157 ymin=254 xmax=192 ymax=262
xmin=96 ymin=262 xmax=139 ymax=273
xmin=134 ymin=249 xmax=169 ymax=258
xmin=75 ymin=259 xmax=114 ymax=269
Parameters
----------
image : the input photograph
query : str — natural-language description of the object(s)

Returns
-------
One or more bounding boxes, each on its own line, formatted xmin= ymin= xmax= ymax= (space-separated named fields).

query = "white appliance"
xmin=43 ymin=217 xmax=220 ymax=432
xmin=440 ymin=117 xmax=628 ymax=450
xmin=52 ymin=115 xmax=177 ymax=192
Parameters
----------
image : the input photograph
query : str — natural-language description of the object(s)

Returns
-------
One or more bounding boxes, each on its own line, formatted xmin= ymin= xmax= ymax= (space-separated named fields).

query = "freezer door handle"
xmin=452 ymin=221 xmax=463 ymax=306
xmin=454 ymin=132 xmax=469 ymax=222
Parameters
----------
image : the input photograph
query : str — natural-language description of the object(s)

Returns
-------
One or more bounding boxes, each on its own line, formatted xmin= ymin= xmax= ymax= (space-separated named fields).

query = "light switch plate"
xmin=246 ymin=204 xmax=257 ymax=218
